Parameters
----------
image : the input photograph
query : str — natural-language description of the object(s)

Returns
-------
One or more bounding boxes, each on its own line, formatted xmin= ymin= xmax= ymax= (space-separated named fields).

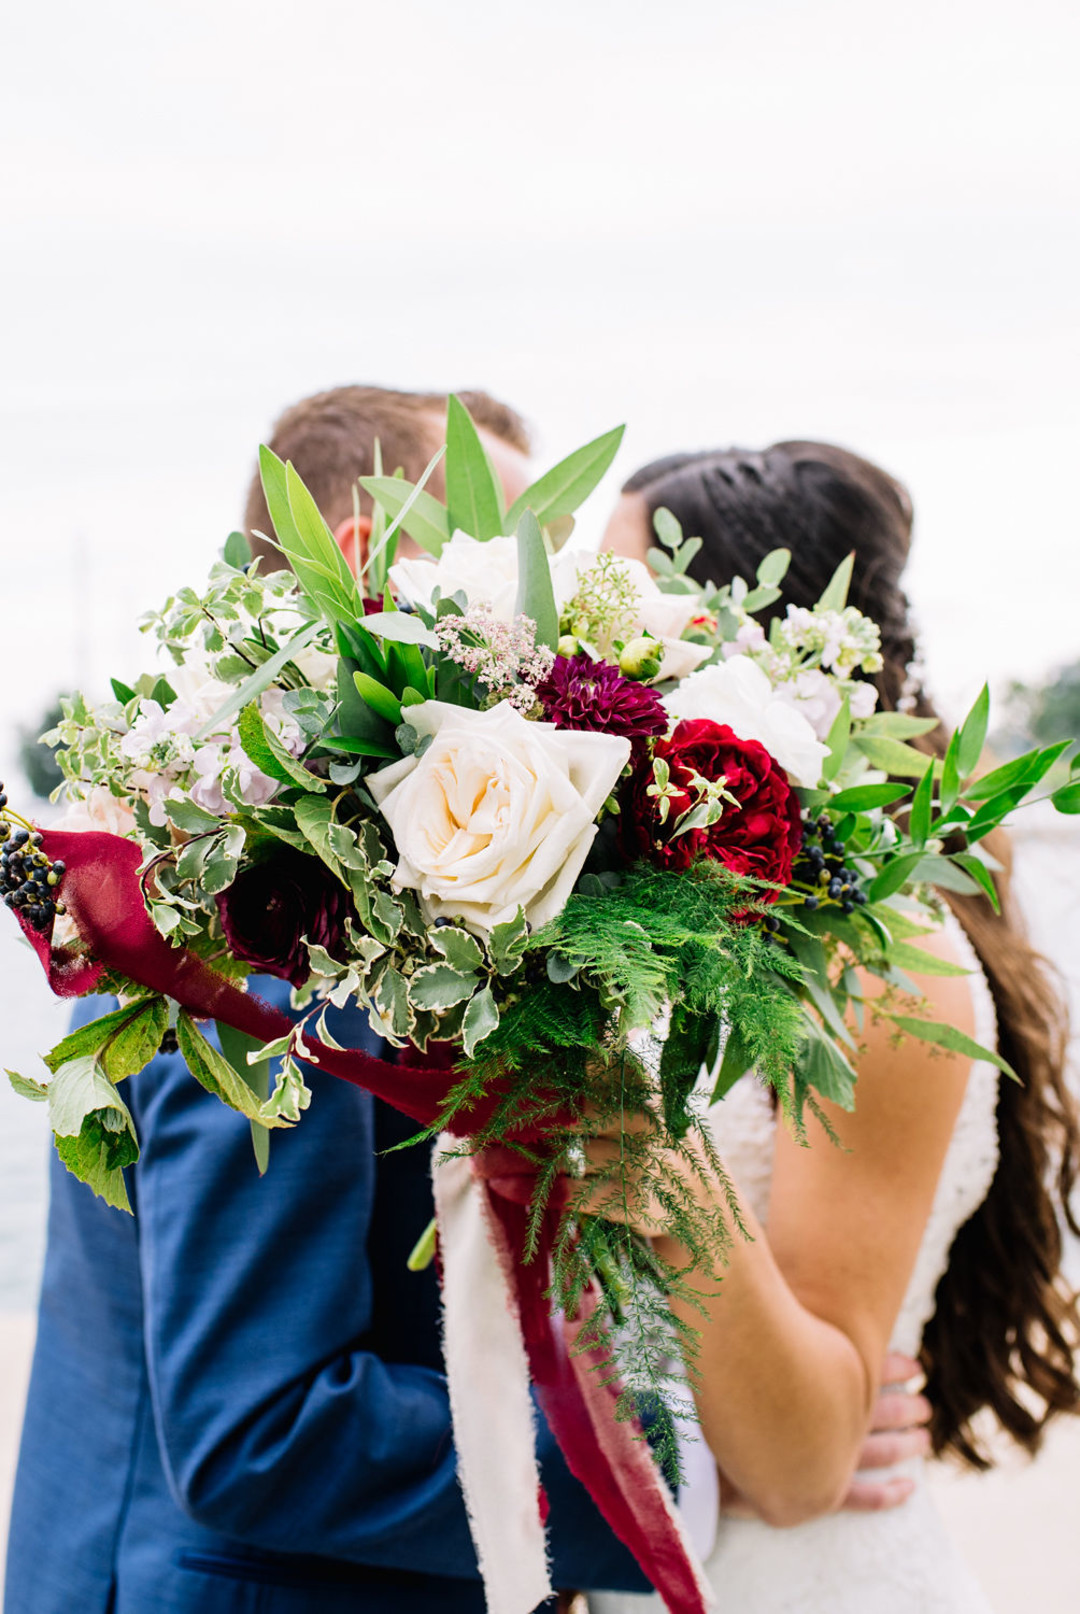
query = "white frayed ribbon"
xmin=432 ymin=1140 xmax=553 ymax=1614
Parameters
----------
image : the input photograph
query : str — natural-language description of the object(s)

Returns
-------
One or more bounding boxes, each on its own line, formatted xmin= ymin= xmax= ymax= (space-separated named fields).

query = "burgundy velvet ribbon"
xmin=16 ymin=827 xmax=710 ymax=1614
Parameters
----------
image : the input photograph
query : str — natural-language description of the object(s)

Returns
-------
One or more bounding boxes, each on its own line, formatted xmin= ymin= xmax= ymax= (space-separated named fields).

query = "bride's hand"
xmin=719 ymin=1353 xmax=931 ymax=1517
xmin=569 ymin=1104 xmax=712 ymax=1239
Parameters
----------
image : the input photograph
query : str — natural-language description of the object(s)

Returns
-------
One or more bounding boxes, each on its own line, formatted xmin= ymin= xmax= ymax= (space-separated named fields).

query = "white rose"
xmin=657 ymin=638 xmax=713 ymax=682
xmin=289 ymin=644 xmax=338 ymax=691
xmin=664 ymin=656 xmax=828 ymax=788
xmin=390 ymin=532 xmax=521 ymax=620
xmin=391 ymin=530 xmax=587 ymax=624
xmin=368 ymin=700 xmax=631 ymax=935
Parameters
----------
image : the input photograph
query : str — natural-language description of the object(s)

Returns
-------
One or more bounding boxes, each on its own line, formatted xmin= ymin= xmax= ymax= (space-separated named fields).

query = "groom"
xmin=6 ymin=384 xmax=928 ymax=1614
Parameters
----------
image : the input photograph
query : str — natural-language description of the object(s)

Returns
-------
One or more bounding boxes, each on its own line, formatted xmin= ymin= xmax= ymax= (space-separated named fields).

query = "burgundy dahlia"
xmin=537 ymin=654 xmax=668 ymax=741
xmin=620 ymin=718 xmax=802 ymax=895
xmin=216 ymin=849 xmax=352 ymax=988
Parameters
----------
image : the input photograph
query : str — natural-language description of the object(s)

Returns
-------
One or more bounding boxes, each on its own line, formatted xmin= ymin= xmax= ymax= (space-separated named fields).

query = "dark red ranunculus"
xmin=216 ymin=850 xmax=353 ymax=987
xmin=621 ymin=718 xmax=802 ymax=894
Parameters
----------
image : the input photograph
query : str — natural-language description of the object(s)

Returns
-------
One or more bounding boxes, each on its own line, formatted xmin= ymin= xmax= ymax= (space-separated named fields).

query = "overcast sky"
xmin=1 ymin=0 xmax=1078 ymax=795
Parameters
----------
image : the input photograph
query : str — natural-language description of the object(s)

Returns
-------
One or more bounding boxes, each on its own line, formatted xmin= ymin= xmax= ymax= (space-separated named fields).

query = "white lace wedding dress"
xmin=592 ymin=923 xmax=1000 ymax=1614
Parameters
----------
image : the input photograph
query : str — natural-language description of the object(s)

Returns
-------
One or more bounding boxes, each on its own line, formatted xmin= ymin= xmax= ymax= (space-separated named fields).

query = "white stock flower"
xmin=368 ymin=700 xmax=631 ymax=935
xmin=664 ymin=656 xmax=829 ymax=788
xmin=848 ymin=681 xmax=878 ymax=720
xmin=773 ymin=668 xmax=844 ymax=741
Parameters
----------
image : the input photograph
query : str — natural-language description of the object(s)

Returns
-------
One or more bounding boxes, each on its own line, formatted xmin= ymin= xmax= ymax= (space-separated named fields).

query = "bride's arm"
xmin=584 ymin=928 xmax=977 ymax=1528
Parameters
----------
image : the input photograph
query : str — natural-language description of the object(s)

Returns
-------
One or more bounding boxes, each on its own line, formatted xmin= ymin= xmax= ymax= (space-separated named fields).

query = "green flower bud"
xmin=619 ymin=636 xmax=663 ymax=681
xmin=557 ymin=634 xmax=581 ymax=658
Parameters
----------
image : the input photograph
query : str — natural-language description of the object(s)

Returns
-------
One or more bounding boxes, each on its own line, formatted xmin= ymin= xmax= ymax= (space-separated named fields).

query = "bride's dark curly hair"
xmin=623 ymin=441 xmax=1080 ymax=1467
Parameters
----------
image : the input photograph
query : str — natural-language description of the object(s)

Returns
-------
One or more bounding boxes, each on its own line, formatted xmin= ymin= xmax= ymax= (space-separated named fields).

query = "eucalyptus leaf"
xmin=514 ymin=509 xmax=559 ymax=650
xmin=816 ymin=552 xmax=854 ymax=612
xmin=358 ymin=476 xmax=450 ymax=557
xmin=360 ymin=612 xmax=440 ymax=650
xmin=223 ymin=530 xmax=253 ymax=569
xmin=955 ymin=684 xmax=990 ymax=779
xmin=799 ymin=1010 xmax=857 ymax=1110
xmin=504 ymin=424 xmax=625 ymax=533
xmin=828 ymin=782 xmax=911 ymax=813
xmin=353 ymin=671 xmax=404 ymax=726
xmin=854 ymin=735 xmax=936 ymax=779
xmin=866 ymin=850 xmax=926 ymax=904
xmin=444 ymin=394 xmax=505 ymax=540
xmin=651 ymin=507 xmax=683 ymax=552
xmin=909 ymin=757 xmax=936 ymax=847
xmin=889 ymin=1014 xmax=1018 ymax=1081
xmin=756 ymin=548 xmax=792 ymax=587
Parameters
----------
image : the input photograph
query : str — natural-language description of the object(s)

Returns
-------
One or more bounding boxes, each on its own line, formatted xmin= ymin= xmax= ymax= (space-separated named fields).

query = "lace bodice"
xmin=709 ymin=918 xmax=1000 ymax=1357
xmin=592 ymin=922 xmax=1000 ymax=1613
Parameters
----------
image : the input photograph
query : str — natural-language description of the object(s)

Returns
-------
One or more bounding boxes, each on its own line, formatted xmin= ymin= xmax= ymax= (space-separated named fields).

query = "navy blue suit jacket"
xmin=5 ymin=983 xmax=647 ymax=1612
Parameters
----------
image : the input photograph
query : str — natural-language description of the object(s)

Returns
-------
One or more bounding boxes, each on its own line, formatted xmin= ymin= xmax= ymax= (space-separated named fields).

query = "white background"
xmin=1 ymin=5 xmax=1080 ymax=1602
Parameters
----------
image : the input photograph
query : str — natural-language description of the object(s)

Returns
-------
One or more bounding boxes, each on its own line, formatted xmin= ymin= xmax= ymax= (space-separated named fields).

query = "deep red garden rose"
xmin=216 ymin=849 xmax=353 ymax=987
xmin=621 ymin=718 xmax=802 ymax=894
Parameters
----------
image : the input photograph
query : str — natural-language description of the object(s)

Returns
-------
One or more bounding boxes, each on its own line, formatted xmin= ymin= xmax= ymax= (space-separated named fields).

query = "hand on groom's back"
xmin=718 ymin=1353 xmax=931 ymax=1518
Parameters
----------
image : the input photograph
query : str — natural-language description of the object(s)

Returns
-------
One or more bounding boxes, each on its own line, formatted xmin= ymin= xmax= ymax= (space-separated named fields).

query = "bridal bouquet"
xmin=6 ymin=399 xmax=1077 ymax=1614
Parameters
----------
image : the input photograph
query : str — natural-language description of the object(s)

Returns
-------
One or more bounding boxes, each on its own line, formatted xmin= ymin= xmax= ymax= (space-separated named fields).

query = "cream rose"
xmin=368 ymin=700 xmax=631 ymax=935
xmin=664 ymin=655 xmax=829 ymax=788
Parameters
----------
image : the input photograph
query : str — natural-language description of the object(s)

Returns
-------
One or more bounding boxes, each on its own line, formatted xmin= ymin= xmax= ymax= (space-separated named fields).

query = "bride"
xmin=587 ymin=441 xmax=1080 ymax=1613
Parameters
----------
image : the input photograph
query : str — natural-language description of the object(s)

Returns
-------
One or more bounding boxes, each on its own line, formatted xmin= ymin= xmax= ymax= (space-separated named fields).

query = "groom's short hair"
xmin=243 ymin=384 xmax=531 ymax=565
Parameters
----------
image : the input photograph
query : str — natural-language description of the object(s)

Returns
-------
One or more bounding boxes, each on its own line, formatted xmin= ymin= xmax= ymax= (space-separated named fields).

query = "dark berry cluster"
xmin=795 ymin=813 xmax=868 ymax=915
xmin=0 ymin=785 xmax=66 ymax=932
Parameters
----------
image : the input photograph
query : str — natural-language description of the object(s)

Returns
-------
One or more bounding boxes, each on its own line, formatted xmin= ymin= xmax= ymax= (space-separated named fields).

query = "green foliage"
xmin=423 ymin=861 xmax=807 ymax=1465
xmin=504 ymin=425 xmax=626 ymax=533
xmin=258 ymin=447 xmax=363 ymax=630
xmin=177 ymin=1012 xmax=312 ymax=1125
xmin=514 ymin=510 xmax=559 ymax=650
xmin=27 ymin=1054 xmax=142 ymax=1213
xmin=444 ymin=394 xmax=506 ymax=540
xmin=358 ymin=475 xmax=450 ymax=557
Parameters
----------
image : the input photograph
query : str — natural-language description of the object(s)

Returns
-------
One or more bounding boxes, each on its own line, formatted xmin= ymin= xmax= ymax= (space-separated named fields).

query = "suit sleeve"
xmin=111 ymin=993 xmax=481 ymax=1578
xmin=72 ymin=991 xmax=647 ymax=1591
